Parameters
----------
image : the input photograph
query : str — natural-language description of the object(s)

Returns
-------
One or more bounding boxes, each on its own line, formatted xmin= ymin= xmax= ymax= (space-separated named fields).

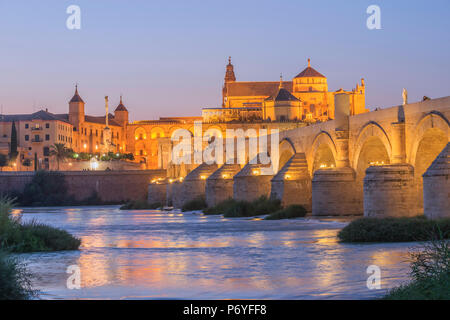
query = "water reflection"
xmin=18 ymin=207 xmax=416 ymax=300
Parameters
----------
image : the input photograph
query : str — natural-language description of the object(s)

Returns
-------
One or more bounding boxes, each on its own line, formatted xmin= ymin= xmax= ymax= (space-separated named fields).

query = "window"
xmin=43 ymin=147 xmax=50 ymax=156
xmin=25 ymin=135 xmax=29 ymax=141
xmin=34 ymin=135 xmax=39 ymax=141
xmin=25 ymin=124 xmax=29 ymax=129
xmin=45 ymin=123 xmax=50 ymax=128
xmin=45 ymin=134 xmax=50 ymax=141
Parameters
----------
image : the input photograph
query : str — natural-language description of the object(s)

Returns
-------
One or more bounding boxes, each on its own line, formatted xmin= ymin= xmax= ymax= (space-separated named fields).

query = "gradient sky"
xmin=0 ymin=0 xmax=449 ymax=121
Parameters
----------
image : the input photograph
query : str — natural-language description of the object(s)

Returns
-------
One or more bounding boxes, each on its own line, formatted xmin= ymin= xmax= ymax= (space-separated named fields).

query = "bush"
xmin=0 ymin=251 xmax=36 ymax=300
xmin=338 ymin=217 xmax=450 ymax=243
xmin=120 ymin=200 xmax=162 ymax=210
xmin=181 ymin=197 xmax=207 ymax=212
xmin=265 ymin=205 xmax=307 ymax=220
xmin=203 ymin=198 xmax=236 ymax=215
xmin=0 ymin=197 xmax=81 ymax=253
xmin=222 ymin=196 xmax=282 ymax=218
xmin=19 ymin=170 xmax=69 ymax=206
xmin=384 ymin=234 xmax=450 ymax=300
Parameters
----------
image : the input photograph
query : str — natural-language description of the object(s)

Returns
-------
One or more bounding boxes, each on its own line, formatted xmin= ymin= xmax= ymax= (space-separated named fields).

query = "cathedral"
xmin=202 ymin=58 xmax=368 ymax=123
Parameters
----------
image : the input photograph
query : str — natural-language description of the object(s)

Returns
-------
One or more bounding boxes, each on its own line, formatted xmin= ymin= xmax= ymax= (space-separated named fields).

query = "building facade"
xmin=203 ymin=58 xmax=368 ymax=123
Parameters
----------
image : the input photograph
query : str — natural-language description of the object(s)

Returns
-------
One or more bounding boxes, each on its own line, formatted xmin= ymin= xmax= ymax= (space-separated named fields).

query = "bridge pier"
xmin=233 ymin=162 xmax=273 ymax=202
xmin=363 ymin=164 xmax=419 ymax=218
xmin=206 ymin=164 xmax=241 ymax=207
xmin=270 ymin=153 xmax=311 ymax=211
xmin=175 ymin=163 xmax=218 ymax=208
xmin=148 ymin=179 xmax=167 ymax=205
xmin=423 ymin=143 xmax=450 ymax=219
xmin=312 ymin=167 xmax=362 ymax=216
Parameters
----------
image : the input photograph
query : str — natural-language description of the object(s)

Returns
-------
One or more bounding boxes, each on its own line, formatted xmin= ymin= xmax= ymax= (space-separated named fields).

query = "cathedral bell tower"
xmin=223 ymin=56 xmax=236 ymax=107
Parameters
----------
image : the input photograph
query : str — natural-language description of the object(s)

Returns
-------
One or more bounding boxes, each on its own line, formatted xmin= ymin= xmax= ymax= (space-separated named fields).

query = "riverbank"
xmin=0 ymin=198 xmax=81 ymax=300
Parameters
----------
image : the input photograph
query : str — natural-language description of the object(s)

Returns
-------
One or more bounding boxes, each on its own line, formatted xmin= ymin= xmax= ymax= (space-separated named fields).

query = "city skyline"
xmin=1 ymin=0 xmax=449 ymax=121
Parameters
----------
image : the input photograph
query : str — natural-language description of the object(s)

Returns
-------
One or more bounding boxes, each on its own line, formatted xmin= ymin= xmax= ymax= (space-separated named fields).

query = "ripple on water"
xmin=17 ymin=206 xmax=415 ymax=300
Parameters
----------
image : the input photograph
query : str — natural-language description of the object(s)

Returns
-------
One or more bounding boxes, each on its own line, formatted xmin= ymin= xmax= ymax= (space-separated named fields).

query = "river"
xmin=15 ymin=206 xmax=417 ymax=300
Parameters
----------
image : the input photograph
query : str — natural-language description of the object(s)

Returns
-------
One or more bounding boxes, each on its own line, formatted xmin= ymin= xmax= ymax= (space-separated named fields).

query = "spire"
xmin=308 ymin=58 xmax=311 ymax=67
xmin=69 ymin=84 xmax=84 ymax=103
xmin=279 ymin=73 xmax=283 ymax=89
xmin=225 ymin=56 xmax=236 ymax=82
xmin=115 ymin=95 xmax=128 ymax=112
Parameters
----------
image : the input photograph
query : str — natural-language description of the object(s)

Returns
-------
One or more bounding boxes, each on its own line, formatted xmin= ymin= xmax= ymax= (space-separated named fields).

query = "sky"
xmin=0 ymin=0 xmax=449 ymax=121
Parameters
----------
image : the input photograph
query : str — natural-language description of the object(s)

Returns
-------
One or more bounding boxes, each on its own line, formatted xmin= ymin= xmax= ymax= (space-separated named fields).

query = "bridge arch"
xmin=310 ymin=131 xmax=337 ymax=174
xmin=410 ymin=111 xmax=449 ymax=210
xmin=278 ymin=138 xmax=296 ymax=171
xmin=410 ymin=111 xmax=449 ymax=167
xmin=353 ymin=121 xmax=392 ymax=179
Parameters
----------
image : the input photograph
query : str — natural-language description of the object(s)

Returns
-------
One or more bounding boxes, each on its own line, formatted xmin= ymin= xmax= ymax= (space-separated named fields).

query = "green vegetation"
xmin=18 ymin=170 xmax=69 ymax=206
xmin=9 ymin=170 xmax=113 ymax=206
xmin=384 ymin=234 xmax=450 ymax=300
xmin=0 ymin=251 xmax=36 ymax=300
xmin=0 ymin=197 xmax=81 ymax=253
xmin=204 ymin=196 xmax=282 ymax=218
xmin=50 ymin=143 xmax=70 ymax=171
xmin=68 ymin=151 xmax=134 ymax=161
xmin=120 ymin=200 xmax=162 ymax=210
xmin=0 ymin=154 xmax=8 ymax=171
xmin=203 ymin=198 xmax=236 ymax=215
xmin=181 ymin=196 xmax=207 ymax=212
xmin=265 ymin=205 xmax=307 ymax=220
xmin=338 ymin=217 xmax=450 ymax=243
xmin=9 ymin=121 xmax=18 ymax=163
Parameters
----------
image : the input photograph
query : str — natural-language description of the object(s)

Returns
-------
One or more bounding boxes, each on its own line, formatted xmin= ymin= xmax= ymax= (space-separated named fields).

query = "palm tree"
xmin=50 ymin=143 xmax=68 ymax=171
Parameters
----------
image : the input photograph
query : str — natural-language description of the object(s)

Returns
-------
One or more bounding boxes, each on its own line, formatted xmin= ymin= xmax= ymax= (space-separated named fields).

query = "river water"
xmin=15 ymin=206 xmax=418 ymax=300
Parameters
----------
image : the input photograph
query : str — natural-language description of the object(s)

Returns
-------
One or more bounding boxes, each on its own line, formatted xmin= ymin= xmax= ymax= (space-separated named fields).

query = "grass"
xmin=264 ymin=205 xmax=307 ymax=220
xmin=0 ymin=196 xmax=81 ymax=253
xmin=0 ymin=251 xmax=37 ymax=300
xmin=204 ymin=196 xmax=282 ymax=218
xmin=338 ymin=217 xmax=450 ymax=243
xmin=383 ymin=233 xmax=450 ymax=300
xmin=181 ymin=196 xmax=207 ymax=212
xmin=120 ymin=200 xmax=162 ymax=210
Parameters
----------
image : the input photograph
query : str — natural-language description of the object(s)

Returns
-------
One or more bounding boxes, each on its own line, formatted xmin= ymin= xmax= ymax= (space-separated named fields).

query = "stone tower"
xmin=114 ymin=95 xmax=129 ymax=127
xmin=222 ymin=57 xmax=236 ymax=106
xmin=68 ymin=85 xmax=85 ymax=131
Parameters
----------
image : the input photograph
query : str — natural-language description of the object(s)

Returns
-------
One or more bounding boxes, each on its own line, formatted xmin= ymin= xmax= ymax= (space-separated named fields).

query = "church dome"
xmin=294 ymin=59 xmax=326 ymax=79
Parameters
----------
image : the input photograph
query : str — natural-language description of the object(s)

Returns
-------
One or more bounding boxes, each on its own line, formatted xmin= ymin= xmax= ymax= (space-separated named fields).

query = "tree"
xmin=0 ymin=154 xmax=8 ymax=171
xmin=9 ymin=121 xmax=18 ymax=162
xmin=50 ymin=143 xmax=68 ymax=171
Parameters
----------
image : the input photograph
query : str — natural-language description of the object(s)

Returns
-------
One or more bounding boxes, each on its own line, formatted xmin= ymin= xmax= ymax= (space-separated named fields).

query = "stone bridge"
xmin=150 ymin=94 xmax=450 ymax=217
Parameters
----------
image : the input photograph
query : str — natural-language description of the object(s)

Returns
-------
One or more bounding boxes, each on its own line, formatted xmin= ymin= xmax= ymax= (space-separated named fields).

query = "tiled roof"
xmin=115 ymin=103 xmax=128 ymax=112
xmin=0 ymin=110 xmax=70 ymax=123
xmin=85 ymin=114 xmax=122 ymax=127
xmin=273 ymin=88 xmax=300 ymax=102
xmin=294 ymin=66 xmax=326 ymax=78
xmin=226 ymin=81 xmax=293 ymax=97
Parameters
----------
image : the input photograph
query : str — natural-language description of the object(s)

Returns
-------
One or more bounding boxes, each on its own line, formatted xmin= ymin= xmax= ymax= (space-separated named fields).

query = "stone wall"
xmin=363 ymin=164 xmax=418 ymax=218
xmin=312 ymin=167 xmax=363 ymax=216
xmin=0 ymin=170 xmax=166 ymax=203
